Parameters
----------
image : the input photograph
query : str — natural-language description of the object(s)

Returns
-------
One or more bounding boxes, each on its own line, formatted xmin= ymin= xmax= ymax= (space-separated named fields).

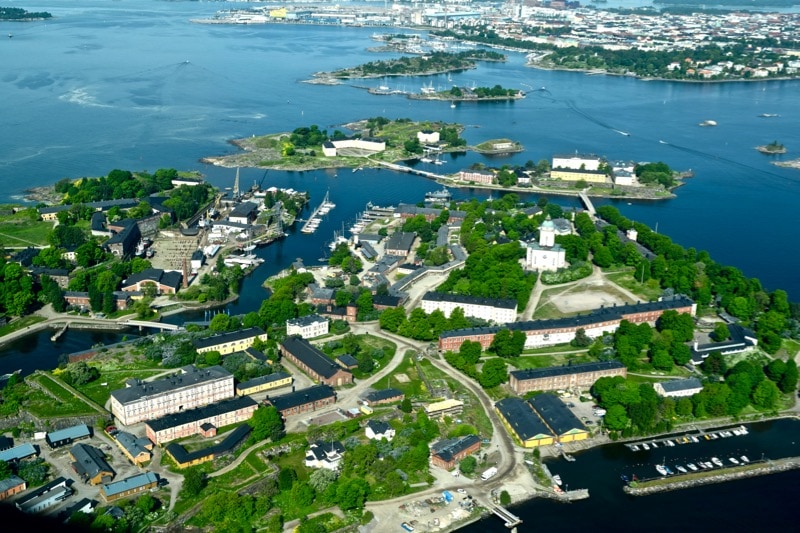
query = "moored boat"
xmin=729 ymin=457 xmax=740 ymax=465
xmin=676 ymin=465 xmax=687 ymax=473
xmin=656 ymin=464 xmax=668 ymax=476
xmin=740 ymin=455 xmax=750 ymax=463
xmin=642 ymin=443 xmax=650 ymax=451
xmin=687 ymin=463 xmax=699 ymax=471
xmin=553 ymin=474 xmax=562 ymax=486
xmin=712 ymin=457 xmax=723 ymax=467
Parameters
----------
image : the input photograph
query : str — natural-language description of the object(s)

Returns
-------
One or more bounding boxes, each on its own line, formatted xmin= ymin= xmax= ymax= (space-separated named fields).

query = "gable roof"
xmin=192 ymin=327 xmax=266 ymax=350
xmin=527 ymin=394 xmax=585 ymax=436
xmin=510 ymin=361 xmax=625 ymax=381
xmin=281 ymin=336 xmax=351 ymax=380
xmin=145 ymin=396 xmax=257 ymax=432
xmin=268 ymin=384 xmax=335 ymax=412
xmin=101 ymin=472 xmax=158 ymax=498
xmin=495 ymin=397 xmax=553 ymax=442
xmin=47 ymin=424 xmax=91 ymax=444
xmin=431 ymin=434 xmax=481 ymax=463
xmin=364 ymin=388 xmax=404 ymax=403
xmin=659 ymin=377 xmax=703 ymax=393
xmin=110 ymin=365 xmax=231 ymax=405
xmin=70 ymin=443 xmax=114 ymax=480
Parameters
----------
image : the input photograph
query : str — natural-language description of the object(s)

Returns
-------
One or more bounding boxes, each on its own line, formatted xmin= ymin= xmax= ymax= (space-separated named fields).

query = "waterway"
xmin=465 ymin=418 xmax=800 ymax=532
xmin=0 ymin=2 xmax=799 ymax=525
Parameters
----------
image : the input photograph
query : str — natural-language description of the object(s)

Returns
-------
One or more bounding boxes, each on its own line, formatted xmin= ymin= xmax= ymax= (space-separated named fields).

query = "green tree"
xmin=278 ymin=467 xmax=297 ymax=491
xmin=764 ymin=359 xmax=787 ymax=382
xmin=249 ymin=406 xmax=285 ymax=442
xmin=712 ymin=323 xmax=730 ymax=341
xmin=291 ymin=481 xmax=316 ymax=508
xmin=336 ymin=478 xmax=371 ymax=511
xmin=702 ymin=351 xmax=727 ymax=375
xmin=571 ymin=328 xmax=592 ymax=347
xmin=136 ymin=493 xmax=158 ymax=513
xmin=751 ymin=379 xmax=780 ymax=410
xmin=489 ymin=329 xmax=525 ymax=358
xmin=459 ymin=455 xmax=477 ymax=474
xmin=779 ymin=359 xmax=798 ymax=393
xmin=499 ymin=490 xmax=511 ymax=506
xmin=603 ymin=404 xmax=629 ymax=431
xmin=182 ymin=468 xmax=206 ymax=497
xmin=459 ymin=340 xmax=482 ymax=365
xmin=676 ymin=397 xmax=694 ymax=417
xmin=400 ymin=397 xmax=413 ymax=413
xmin=479 ymin=358 xmax=508 ymax=388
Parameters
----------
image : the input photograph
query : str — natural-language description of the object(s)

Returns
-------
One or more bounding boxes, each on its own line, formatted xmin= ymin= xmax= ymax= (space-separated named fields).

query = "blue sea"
xmin=1 ymin=1 xmax=799 ymax=527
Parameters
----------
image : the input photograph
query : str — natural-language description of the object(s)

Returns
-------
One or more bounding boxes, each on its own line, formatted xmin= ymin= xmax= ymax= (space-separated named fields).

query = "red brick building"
xmin=430 ymin=435 xmax=482 ymax=470
xmin=266 ymin=385 xmax=336 ymax=418
xmin=280 ymin=337 xmax=353 ymax=387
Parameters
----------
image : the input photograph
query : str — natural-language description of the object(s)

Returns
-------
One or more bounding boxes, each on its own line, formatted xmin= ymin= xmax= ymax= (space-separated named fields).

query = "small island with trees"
xmin=202 ymin=117 xmax=468 ymax=170
xmin=308 ymin=50 xmax=506 ymax=83
xmin=756 ymin=141 xmax=787 ymax=154
xmin=410 ymin=84 xmax=525 ymax=102
xmin=0 ymin=6 xmax=52 ymax=20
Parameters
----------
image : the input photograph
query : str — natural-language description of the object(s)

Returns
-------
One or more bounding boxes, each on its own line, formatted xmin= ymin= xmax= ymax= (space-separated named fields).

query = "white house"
xmin=417 ymin=130 xmax=440 ymax=144
xmin=365 ymin=420 xmax=395 ymax=442
xmin=522 ymin=217 xmax=567 ymax=272
xmin=286 ymin=314 xmax=329 ymax=339
xmin=304 ymin=441 xmax=345 ymax=470
xmin=420 ymin=292 xmax=517 ymax=324
xmin=552 ymin=154 xmax=601 ymax=171
xmin=653 ymin=378 xmax=703 ymax=398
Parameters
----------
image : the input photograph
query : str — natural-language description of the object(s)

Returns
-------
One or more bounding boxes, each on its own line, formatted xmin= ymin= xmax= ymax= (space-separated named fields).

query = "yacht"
xmin=729 ymin=457 xmax=740 ymax=465
xmin=656 ymin=465 xmax=668 ymax=476
xmin=690 ymin=436 xmax=700 ymax=443
xmin=740 ymin=455 xmax=750 ymax=463
xmin=676 ymin=465 xmax=688 ymax=473
xmin=642 ymin=443 xmax=650 ymax=451
xmin=711 ymin=457 xmax=723 ymax=467
xmin=630 ymin=444 xmax=640 ymax=452
xmin=665 ymin=440 xmax=675 ymax=447
xmin=687 ymin=463 xmax=699 ymax=471
xmin=650 ymin=442 xmax=658 ymax=448
xmin=553 ymin=475 xmax=562 ymax=486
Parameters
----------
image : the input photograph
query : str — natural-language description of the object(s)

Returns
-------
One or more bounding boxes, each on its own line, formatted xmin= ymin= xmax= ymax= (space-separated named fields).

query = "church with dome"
xmin=522 ymin=216 xmax=567 ymax=272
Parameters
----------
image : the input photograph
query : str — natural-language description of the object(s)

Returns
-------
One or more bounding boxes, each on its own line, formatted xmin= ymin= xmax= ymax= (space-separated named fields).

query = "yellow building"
xmin=235 ymin=372 xmax=293 ymax=396
xmin=495 ymin=398 xmax=554 ymax=448
xmin=550 ymin=168 xmax=608 ymax=184
xmin=424 ymin=399 xmax=464 ymax=419
xmin=528 ymin=394 xmax=589 ymax=443
xmin=193 ymin=327 xmax=269 ymax=356
xmin=269 ymin=7 xmax=287 ymax=18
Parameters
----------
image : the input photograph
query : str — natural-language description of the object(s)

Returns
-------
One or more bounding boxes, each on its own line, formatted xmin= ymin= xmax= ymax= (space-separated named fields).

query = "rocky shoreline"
xmin=774 ymin=158 xmax=800 ymax=169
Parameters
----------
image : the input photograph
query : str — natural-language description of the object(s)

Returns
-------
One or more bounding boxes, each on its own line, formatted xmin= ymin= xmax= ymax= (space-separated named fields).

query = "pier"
xmin=124 ymin=320 xmax=181 ymax=331
xmin=300 ymin=190 xmax=334 ymax=234
xmin=374 ymin=160 xmax=451 ymax=181
xmin=51 ymin=323 xmax=69 ymax=342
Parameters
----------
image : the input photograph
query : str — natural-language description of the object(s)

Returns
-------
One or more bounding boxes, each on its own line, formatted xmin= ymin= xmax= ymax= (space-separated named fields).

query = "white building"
xmin=654 ymin=378 xmax=703 ymax=398
xmin=552 ymin=154 xmax=601 ymax=171
xmin=420 ymin=292 xmax=517 ymax=324
xmin=522 ymin=217 xmax=567 ymax=272
xmin=304 ymin=441 xmax=345 ymax=470
xmin=365 ymin=420 xmax=395 ymax=442
xmin=417 ymin=130 xmax=440 ymax=143
xmin=286 ymin=314 xmax=329 ymax=339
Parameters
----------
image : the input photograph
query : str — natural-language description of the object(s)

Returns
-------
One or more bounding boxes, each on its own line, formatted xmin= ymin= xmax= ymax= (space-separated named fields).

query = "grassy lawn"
xmin=521 ymin=343 xmax=587 ymax=356
xmin=371 ymin=351 xmax=427 ymax=399
xmin=778 ymin=338 xmax=800 ymax=361
xmin=25 ymin=374 xmax=97 ymax=417
xmin=0 ymin=315 xmax=47 ymax=338
xmin=604 ymin=271 xmax=663 ymax=301
xmin=0 ymin=207 xmax=53 ymax=247
xmin=318 ymin=334 xmax=397 ymax=380
xmin=506 ymin=353 xmax=594 ymax=370
xmin=77 ymin=369 xmax=166 ymax=406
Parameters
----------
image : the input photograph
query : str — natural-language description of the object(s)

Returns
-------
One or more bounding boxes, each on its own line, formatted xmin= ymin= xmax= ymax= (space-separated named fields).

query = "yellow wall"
xmin=558 ymin=430 xmax=589 ymax=443
xmin=236 ymin=376 xmax=293 ymax=396
xmin=197 ymin=332 xmax=269 ymax=355
xmin=495 ymin=408 xmax=554 ymax=448
xmin=550 ymin=169 xmax=607 ymax=183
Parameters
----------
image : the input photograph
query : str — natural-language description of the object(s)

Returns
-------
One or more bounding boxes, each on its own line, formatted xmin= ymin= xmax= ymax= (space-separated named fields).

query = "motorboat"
xmin=642 ymin=443 xmax=650 ymax=451
xmin=711 ymin=457 xmax=723 ymax=467
xmin=656 ymin=465 xmax=668 ymax=476
xmin=676 ymin=465 xmax=688 ymax=473
xmin=740 ymin=455 xmax=750 ymax=463
xmin=729 ymin=457 xmax=740 ymax=465
xmin=687 ymin=463 xmax=699 ymax=471
xmin=553 ymin=475 xmax=562 ymax=486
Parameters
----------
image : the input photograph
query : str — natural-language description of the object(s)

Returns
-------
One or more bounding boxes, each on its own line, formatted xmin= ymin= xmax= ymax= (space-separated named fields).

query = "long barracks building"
xmin=509 ymin=361 xmax=627 ymax=395
xmin=438 ymin=296 xmax=696 ymax=351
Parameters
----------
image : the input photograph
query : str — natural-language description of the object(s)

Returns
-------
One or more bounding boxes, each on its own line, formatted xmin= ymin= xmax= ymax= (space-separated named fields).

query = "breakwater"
xmin=623 ymin=456 xmax=800 ymax=496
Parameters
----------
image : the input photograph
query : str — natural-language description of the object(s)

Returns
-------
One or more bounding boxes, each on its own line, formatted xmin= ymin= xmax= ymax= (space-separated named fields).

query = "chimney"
xmin=182 ymin=258 xmax=188 ymax=289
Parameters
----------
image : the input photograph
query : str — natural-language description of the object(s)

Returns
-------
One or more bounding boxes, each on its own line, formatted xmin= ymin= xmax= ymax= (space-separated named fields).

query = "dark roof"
xmin=70 ymin=443 xmax=114 ymax=481
xmin=230 ymin=201 xmax=258 ymax=219
xmin=510 ymin=361 xmax=625 ymax=382
xmin=364 ymin=388 xmax=404 ymax=403
xmin=659 ymin=378 xmax=703 ymax=393
xmin=165 ymin=424 xmax=252 ymax=465
xmin=286 ymin=314 xmax=327 ymax=328
xmin=102 ymin=472 xmax=158 ymax=498
xmin=14 ymin=477 xmax=68 ymax=506
xmin=110 ymin=365 xmax=232 ymax=405
xmin=144 ymin=196 xmax=174 ymax=214
xmin=91 ymin=212 xmax=107 ymax=231
xmin=191 ymin=250 xmax=205 ymax=261
xmin=105 ymin=219 xmax=140 ymax=247
xmin=243 ymin=347 xmax=268 ymax=362
xmin=336 ymin=354 xmax=359 ymax=367
xmin=441 ymin=297 xmax=695 ymax=339
xmin=372 ymin=294 xmax=403 ymax=308
xmin=281 ymin=337 xmax=352 ymax=380
xmin=145 ymin=396 xmax=257 ymax=432
xmin=431 ymin=434 xmax=481 ymax=463
xmin=527 ymin=394 xmax=585 ymax=436
xmin=359 ymin=241 xmax=377 ymax=260
xmin=12 ymin=247 xmax=40 ymax=266
xmin=123 ymin=268 xmax=181 ymax=290
xmin=236 ymin=372 xmax=292 ymax=392
xmin=29 ymin=267 xmax=69 ymax=278
xmin=193 ymin=327 xmax=266 ymax=350
xmin=422 ymin=291 xmax=517 ymax=310
xmin=268 ymin=385 xmax=335 ymax=412
xmin=0 ymin=436 xmax=13 ymax=450
xmin=357 ymin=233 xmax=383 ymax=243
xmin=495 ymin=397 xmax=553 ymax=442
xmin=114 ymin=431 xmax=151 ymax=459
xmin=385 ymin=231 xmax=416 ymax=252
xmin=366 ymin=419 xmax=392 ymax=435
xmin=47 ymin=424 xmax=91 ymax=444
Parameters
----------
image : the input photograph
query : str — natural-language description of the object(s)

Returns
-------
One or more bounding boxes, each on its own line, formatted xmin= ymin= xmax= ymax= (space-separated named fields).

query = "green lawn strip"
xmin=0 ymin=315 xmax=47 ymax=337
xmin=77 ymin=369 xmax=166 ymax=406
xmin=506 ymin=353 xmax=593 ymax=370
xmin=604 ymin=271 xmax=663 ymax=301
xmin=521 ymin=344 xmax=587 ymax=356
xmin=371 ymin=352 xmax=426 ymax=399
xmin=25 ymin=375 xmax=96 ymax=417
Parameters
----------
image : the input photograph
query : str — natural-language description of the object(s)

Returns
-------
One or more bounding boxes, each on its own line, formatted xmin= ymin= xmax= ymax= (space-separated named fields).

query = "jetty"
xmin=51 ymin=323 xmax=69 ymax=342
xmin=624 ymin=456 xmax=800 ymax=496
xmin=489 ymin=504 xmax=523 ymax=529
xmin=374 ymin=160 xmax=450 ymax=181
xmin=300 ymin=190 xmax=335 ymax=234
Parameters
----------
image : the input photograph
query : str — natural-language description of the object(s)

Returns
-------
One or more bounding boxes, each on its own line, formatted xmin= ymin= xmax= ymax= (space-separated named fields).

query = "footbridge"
xmin=125 ymin=320 xmax=181 ymax=331
xmin=578 ymin=190 xmax=596 ymax=216
xmin=490 ymin=504 xmax=523 ymax=529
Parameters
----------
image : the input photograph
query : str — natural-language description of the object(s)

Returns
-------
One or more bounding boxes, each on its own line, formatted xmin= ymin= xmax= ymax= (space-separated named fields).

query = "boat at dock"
xmin=711 ymin=457 xmax=723 ymax=467
xmin=300 ymin=190 xmax=334 ymax=234
xmin=642 ymin=443 xmax=650 ymax=451
xmin=655 ymin=465 xmax=668 ymax=476
xmin=729 ymin=457 xmax=740 ymax=465
xmin=676 ymin=465 xmax=688 ymax=473
xmin=740 ymin=455 xmax=750 ymax=463
xmin=425 ymin=188 xmax=452 ymax=203
xmin=553 ymin=475 xmax=562 ymax=486
xmin=687 ymin=463 xmax=699 ymax=471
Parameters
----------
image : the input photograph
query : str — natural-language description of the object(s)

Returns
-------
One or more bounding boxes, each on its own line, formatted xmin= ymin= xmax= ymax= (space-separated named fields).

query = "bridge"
xmin=578 ymin=190 xmax=596 ymax=216
xmin=125 ymin=320 xmax=182 ymax=331
xmin=374 ymin=160 xmax=450 ymax=181
xmin=490 ymin=504 xmax=523 ymax=529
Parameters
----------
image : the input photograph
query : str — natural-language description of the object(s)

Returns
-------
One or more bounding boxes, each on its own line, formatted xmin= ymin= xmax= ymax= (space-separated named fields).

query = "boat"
xmin=698 ymin=462 xmax=709 ymax=469
xmin=676 ymin=465 xmax=688 ymax=473
xmin=450 ymin=103 xmax=456 ymax=108
xmin=664 ymin=466 xmax=674 ymax=475
xmin=698 ymin=119 xmax=717 ymax=127
xmin=711 ymin=457 xmax=723 ymax=467
xmin=759 ymin=113 xmax=780 ymax=118
xmin=665 ymin=440 xmax=675 ymax=447
xmin=642 ymin=443 xmax=650 ymax=451
xmin=687 ymin=463 xmax=699 ymax=471
xmin=655 ymin=465 xmax=668 ymax=476
xmin=651 ymin=442 xmax=658 ymax=448
xmin=690 ymin=436 xmax=700 ymax=443
xmin=729 ymin=457 xmax=740 ymax=465
xmin=738 ymin=425 xmax=748 ymax=435
xmin=709 ymin=433 xmax=719 ymax=439
xmin=425 ymin=188 xmax=452 ymax=202
xmin=242 ymin=244 xmax=256 ymax=252
xmin=620 ymin=474 xmax=629 ymax=483
xmin=740 ymin=455 xmax=750 ymax=463
xmin=553 ymin=475 xmax=562 ymax=486
xmin=630 ymin=444 xmax=640 ymax=452
xmin=704 ymin=434 xmax=710 ymax=440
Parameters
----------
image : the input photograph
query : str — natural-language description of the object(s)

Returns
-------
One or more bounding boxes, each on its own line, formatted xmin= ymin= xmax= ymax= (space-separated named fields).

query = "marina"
xmin=625 ymin=425 xmax=749 ymax=452
xmin=300 ymin=190 xmax=335 ymax=234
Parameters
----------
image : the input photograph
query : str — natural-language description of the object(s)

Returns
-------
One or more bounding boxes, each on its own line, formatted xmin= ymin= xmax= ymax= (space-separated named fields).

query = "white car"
xmin=457 ymin=489 xmax=467 ymax=494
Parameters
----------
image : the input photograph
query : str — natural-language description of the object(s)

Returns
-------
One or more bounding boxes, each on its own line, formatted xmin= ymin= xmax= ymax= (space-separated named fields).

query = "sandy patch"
xmin=394 ymin=373 xmax=411 ymax=383
xmin=552 ymin=289 xmax=628 ymax=314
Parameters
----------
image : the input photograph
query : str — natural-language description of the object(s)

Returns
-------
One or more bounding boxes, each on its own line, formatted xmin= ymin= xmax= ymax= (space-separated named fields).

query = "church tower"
xmin=539 ymin=216 xmax=556 ymax=248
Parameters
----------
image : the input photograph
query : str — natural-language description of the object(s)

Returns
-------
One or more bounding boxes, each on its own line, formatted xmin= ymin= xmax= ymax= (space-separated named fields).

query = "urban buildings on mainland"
xmin=110 ymin=365 xmax=234 ymax=426
xmin=509 ymin=360 xmax=627 ymax=395
xmin=438 ymin=296 xmax=696 ymax=351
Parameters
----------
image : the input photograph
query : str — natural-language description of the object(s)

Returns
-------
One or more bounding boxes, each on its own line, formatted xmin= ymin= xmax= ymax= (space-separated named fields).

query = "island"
xmin=307 ymin=50 xmax=506 ymax=84
xmin=0 ymin=6 xmax=52 ymax=20
xmin=756 ymin=141 xmax=787 ymax=154
xmin=409 ymin=84 xmax=525 ymax=102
